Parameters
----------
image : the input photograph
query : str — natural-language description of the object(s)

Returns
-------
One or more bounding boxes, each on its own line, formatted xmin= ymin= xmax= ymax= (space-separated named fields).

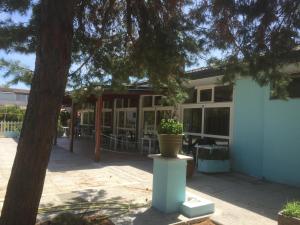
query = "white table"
xmin=141 ymin=137 xmax=157 ymax=155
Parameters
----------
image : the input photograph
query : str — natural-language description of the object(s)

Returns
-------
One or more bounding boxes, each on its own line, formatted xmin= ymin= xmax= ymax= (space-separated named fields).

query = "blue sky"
xmin=0 ymin=10 xmax=34 ymax=89
xmin=0 ymin=9 xmax=216 ymax=90
xmin=0 ymin=51 xmax=35 ymax=89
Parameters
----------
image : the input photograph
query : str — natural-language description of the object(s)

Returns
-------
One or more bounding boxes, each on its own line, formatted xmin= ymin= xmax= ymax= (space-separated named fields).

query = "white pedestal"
xmin=149 ymin=154 xmax=192 ymax=213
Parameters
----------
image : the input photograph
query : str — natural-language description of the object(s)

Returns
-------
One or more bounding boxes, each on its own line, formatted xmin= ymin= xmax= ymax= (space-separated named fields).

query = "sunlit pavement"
xmin=1 ymin=137 xmax=300 ymax=225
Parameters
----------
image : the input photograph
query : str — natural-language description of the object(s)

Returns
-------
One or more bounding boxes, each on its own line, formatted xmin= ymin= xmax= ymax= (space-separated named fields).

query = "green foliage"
xmin=157 ymin=119 xmax=183 ymax=135
xmin=0 ymin=106 xmax=25 ymax=121
xmin=0 ymin=0 xmax=203 ymax=101
xmin=0 ymin=59 xmax=33 ymax=86
xmin=50 ymin=213 xmax=90 ymax=225
xmin=60 ymin=110 xmax=70 ymax=127
xmin=282 ymin=201 xmax=300 ymax=218
xmin=1 ymin=1 xmax=299 ymax=99
xmin=198 ymin=0 xmax=300 ymax=98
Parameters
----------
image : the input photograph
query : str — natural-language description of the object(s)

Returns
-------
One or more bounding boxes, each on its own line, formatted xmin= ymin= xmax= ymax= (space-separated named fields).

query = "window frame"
xmin=181 ymin=101 xmax=233 ymax=141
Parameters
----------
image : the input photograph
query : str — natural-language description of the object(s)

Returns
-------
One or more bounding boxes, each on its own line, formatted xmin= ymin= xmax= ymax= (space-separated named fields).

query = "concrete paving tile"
xmin=1 ymin=138 xmax=300 ymax=225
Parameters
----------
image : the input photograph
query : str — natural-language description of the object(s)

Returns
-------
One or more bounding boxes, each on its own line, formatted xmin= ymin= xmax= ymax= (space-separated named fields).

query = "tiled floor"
xmin=1 ymin=137 xmax=300 ymax=225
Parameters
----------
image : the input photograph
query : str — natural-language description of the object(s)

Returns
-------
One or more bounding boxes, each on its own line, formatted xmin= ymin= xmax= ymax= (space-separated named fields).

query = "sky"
xmin=0 ymin=51 xmax=35 ymax=89
xmin=0 ymin=10 xmax=34 ymax=90
xmin=0 ymin=7 xmax=216 ymax=91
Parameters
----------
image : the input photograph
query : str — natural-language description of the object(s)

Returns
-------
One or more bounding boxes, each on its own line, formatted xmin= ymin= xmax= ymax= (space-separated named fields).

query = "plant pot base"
xmin=278 ymin=212 xmax=300 ymax=225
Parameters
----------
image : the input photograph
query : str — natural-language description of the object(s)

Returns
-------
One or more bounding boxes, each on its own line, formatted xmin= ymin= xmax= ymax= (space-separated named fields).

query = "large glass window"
xmin=184 ymin=89 xmax=197 ymax=103
xmin=82 ymin=111 xmax=95 ymax=125
xmin=118 ymin=111 xmax=125 ymax=128
xmin=126 ymin=111 xmax=136 ymax=129
xmin=103 ymin=112 xmax=112 ymax=127
xmin=183 ymin=108 xmax=202 ymax=133
xmin=154 ymin=96 xmax=162 ymax=106
xmin=116 ymin=98 xmax=123 ymax=108
xmin=143 ymin=96 xmax=153 ymax=107
xmin=204 ymin=107 xmax=230 ymax=136
xmin=200 ymin=89 xmax=212 ymax=102
xmin=103 ymin=100 xmax=112 ymax=109
xmin=214 ymin=85 xmax=233 ymax=102
xmin=143 ymin=111 xmax=155 ymax=134
xmin=129 ymin=98 xmax=138 ymax=107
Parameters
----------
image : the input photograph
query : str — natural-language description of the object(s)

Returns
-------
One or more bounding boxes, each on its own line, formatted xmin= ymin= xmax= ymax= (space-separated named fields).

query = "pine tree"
xmin=198 ymin=0 xmax=300 ymax=97
xmin=0 ymin=1 xmax=201 ymax=225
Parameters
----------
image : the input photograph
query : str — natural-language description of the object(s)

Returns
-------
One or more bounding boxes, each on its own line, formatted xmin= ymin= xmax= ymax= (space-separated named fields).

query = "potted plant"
xmin=157 ymin=119 xmax=183 ymax=157
xmin=198 ymin=147 xmax=230 ymax=173
xmin=278 ymin=201 xmax=300 ymax=225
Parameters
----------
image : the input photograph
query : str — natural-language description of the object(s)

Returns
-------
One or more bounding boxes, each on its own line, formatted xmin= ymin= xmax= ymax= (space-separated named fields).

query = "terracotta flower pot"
xmin=158 ymin=134 xmax=183 ymax=157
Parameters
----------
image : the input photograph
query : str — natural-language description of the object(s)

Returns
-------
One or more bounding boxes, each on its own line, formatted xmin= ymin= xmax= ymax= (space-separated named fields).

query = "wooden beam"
xmin=53 ymin=106 xmax=62 ymax=146
xmin=69 ymin=101 xmax=76 ymax=153
xmin=94 ymin=96 xmax=103 ymax=161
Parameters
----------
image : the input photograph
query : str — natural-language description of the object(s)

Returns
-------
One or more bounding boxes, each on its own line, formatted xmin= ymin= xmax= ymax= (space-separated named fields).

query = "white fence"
xmin=0 ymin=121 xmax=22 ymax=137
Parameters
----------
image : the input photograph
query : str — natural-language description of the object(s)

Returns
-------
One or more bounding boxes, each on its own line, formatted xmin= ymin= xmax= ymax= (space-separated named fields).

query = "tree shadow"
xmin=131 ymin=207 xmax=183 ymax=225
xmin=37 ymin=188 xmax=152 ymax=225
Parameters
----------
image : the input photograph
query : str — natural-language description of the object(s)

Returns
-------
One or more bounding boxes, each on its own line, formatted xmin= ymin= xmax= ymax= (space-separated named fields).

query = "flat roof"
xmin=0 ymin=87 xmax=30 ymax=94
xmin=186 ymin=67 xmax=223 ymax=80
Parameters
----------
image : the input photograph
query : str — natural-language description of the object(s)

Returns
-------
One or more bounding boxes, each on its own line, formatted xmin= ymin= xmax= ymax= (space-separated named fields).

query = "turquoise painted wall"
xmin=232 ymin=79 xmax=264 ymax=177
xmin=232 ymin=78 xmax=300 ymax=187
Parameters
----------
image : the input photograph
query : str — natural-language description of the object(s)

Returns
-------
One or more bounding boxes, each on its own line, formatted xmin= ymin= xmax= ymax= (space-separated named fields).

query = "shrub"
xmin=157 ymin=119 xmax=183 ymax=135
xmin=282 ymin=201 xmax=300 ymax=218
xmin=0 ymin=106 xmax=25 ymax=121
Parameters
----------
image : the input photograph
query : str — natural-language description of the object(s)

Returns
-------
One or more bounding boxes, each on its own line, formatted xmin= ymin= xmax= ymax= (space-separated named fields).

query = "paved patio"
xmin=1 ymin=137 xmax=300 ymax=225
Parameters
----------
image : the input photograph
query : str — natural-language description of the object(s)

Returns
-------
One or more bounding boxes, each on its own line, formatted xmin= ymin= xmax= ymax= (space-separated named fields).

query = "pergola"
xmin=61 ymin=88 xmax=155 ymax=162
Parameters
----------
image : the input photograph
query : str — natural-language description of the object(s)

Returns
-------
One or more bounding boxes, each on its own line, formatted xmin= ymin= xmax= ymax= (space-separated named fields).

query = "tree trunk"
xmin=0 ymin=1 xmax=75 ymax=225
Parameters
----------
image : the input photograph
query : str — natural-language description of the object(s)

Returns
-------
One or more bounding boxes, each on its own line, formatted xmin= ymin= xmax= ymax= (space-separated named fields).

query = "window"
xmin=143 ymin=111 xmax=155 ymax=134
xmin=143 ymin=96 xmax=153 ymax=107
xmin=214 ymin=85 xmax=233 ymax=102
xmin=116 ymin=98 xmax=123 ymax=108
xmin=129 ymin=98 xmax=138 ymax=107
xmin=184 ymin=89 xmax=197 ymax=103
xmin=200 ymin=89 xmax=212 ymax=102
xmin=154 ymin=96 xmax=162 ymax=106
xmin=82 ymin=111 xmax=94 ymax=125
xmin=123 ymin=98 xmax=129 ymax=108
xmin=103 ymin=100 xmax=112 ymax=109
xmin=118 ymin=111 xmax=125 ymax=127
xmin=102 ymin=112 xmax=112 ymax=127
xmin=204 ymin=107 xmax=230 ymax=136
xmin=183 ymin=108 xmax=202 ymax=133
xmin=126 ymin=111 xmax=136 ymax=128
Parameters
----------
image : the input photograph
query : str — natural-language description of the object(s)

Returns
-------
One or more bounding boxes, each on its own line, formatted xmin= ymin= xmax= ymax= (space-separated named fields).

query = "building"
xmin=186 ymin=65 xmax=300 ymax=187
xmin=0 ymin=87 xmax=29 ymax=107
xmin=66 ymin=63 xmax=300 ymax=187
